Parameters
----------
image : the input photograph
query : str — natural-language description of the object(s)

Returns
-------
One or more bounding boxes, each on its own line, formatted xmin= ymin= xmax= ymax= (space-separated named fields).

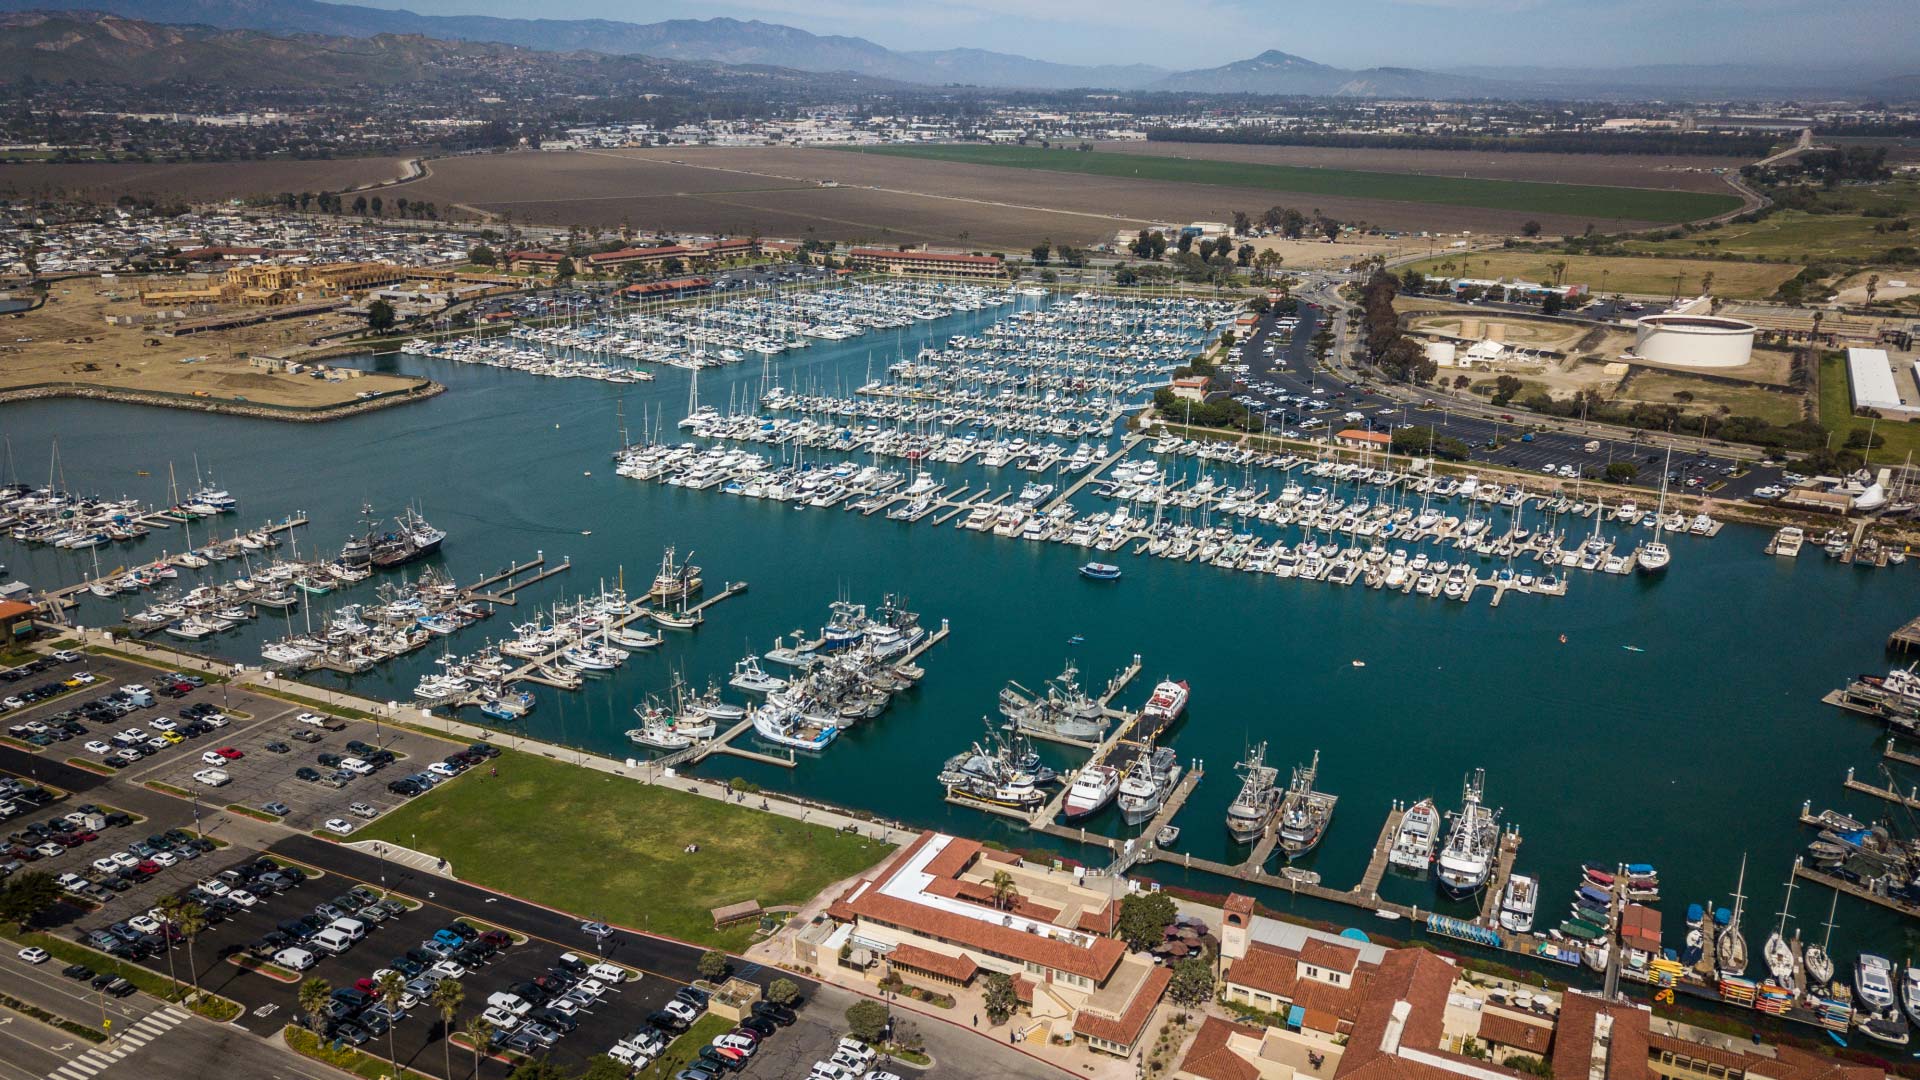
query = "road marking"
xmin=49 ymin=1067 xmax=90 ymax=1080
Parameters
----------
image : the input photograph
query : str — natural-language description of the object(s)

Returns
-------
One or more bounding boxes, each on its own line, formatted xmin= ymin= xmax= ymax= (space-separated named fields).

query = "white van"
xmin=1342 ymin=411 xmax=1366 ymax=424
xmin=310 ymin=928 xmax=354 ymax=955
xmin=119 ymin=684 xmax=154 ymax=708
xmin=275 ymin=947 xmax=317 ymax=971
xmin=329 ymin=917 xmax=367 ymax=942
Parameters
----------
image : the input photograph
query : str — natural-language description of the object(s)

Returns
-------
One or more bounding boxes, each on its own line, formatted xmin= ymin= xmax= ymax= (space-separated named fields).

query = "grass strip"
xmin=284 ymin=1024 xmax=434 ymax=1080
xmin=0 ymin=924 xmax=242 ymax=1019
xmin=0 ymin=990 xmax=109 ymax=1042
xmin=637 ymin=1013 xmax=734 ymax=1080
xmin=226 ymin=803 xmax=282 ymax=823
xmin=246 ymin=685 xmax=376 ymax=722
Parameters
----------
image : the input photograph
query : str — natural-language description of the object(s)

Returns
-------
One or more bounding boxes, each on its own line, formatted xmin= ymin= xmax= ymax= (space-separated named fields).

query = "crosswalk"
xmin=45 ymin=1005 xmax=190 ymax=1080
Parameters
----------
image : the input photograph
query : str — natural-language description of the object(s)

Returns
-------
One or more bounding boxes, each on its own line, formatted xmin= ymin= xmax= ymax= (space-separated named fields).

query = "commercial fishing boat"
xmin=939 ymin=727 xmax=1046 ymax=809
xmin=1063 ymin=763 xmax=1121 ymax=819
xmin=750 ymin=693 xmax=839 ymax=751
xmin=1142 ymin=678 xmax=1190 ymax=723
xmin=1224 ymin=742 xmax=1281 ymax=844
xmin=1000 ymin=661 xmax=1109 ymax=742
xmin=647 ymin=546 xmax=702 ymax=602
xmin=1388 ymin=798 xmax=1440 ymax=871
xmin=1276 ymin=750 xmax=1337 ymax=858
xmin=1498 ymin=874 xmax=1538 ymax=933
xmin=1435 ymin=770 xmax=1499 ymax=898
xmin=1116 ymin=740 xmax=1181 ymax=826
xmin=370 ymin=507 xmax=446 ymax=569
xmin=627 ymin=700 xmax=698 ymax=750
xmin=729 ymin=654 xmax=787 ymax=695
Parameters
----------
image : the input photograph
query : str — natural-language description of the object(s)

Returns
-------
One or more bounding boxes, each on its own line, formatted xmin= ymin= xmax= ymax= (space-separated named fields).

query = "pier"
xmin=1041 ymin=434 xmax=1145 ymax=514
xmin=1842 ymin=766 xmax=1920 ymax=811
xmin=1890 ymin=612 xmax=1920 ymax=653
xmin=1793 ymin=862 xmax=1920 ymax=920
xmin=463 ymin=554 xmax=571 ymax=605
xmin=1354 ymin=805 xmax=1408 ymax=898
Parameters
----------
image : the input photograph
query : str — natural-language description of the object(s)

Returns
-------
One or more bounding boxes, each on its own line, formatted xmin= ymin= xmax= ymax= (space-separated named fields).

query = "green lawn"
xmin=357 ymin=752 xmax=892 ymax=950
xmin=1818 ymin=352 xmax=1920 ymax=460
xmin=831 ymin=144 xmax=1744 ymax=223
xmin=1621 ymin=181 xmax=1920 ymax=263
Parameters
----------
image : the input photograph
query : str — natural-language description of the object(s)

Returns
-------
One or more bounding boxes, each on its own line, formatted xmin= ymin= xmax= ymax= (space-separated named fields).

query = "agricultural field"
xmin=377 ymin=146 xmax=1664 ymax=245
xmin=1402 ymin=251 xmax=1803 ymax=299
xmin=0 ymin=157 xmax=416 ymax=203
xmin=830 ymin=144 xmax=1746 ymax=223
xmin=1621 ymin=180 xmax=1920 ymax=263
xmin=1095 ymin=141 xmax=1749 ymax=192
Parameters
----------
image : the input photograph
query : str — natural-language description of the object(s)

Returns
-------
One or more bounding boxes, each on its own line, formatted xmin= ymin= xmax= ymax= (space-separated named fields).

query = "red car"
xmin=56 ymin=833 xmax=85 ymax=847
xmin=136 ymin=859 xmax=161 ymax=875
xmin=215 ymin=746 xmax=243 ymax=760
xmin=353 ymin=977 xmax=378 ymax=996
xmin=71 ymin=830 xmax=98 ymax=843
xmin=171 ymin=682 xmax=193 ymax=693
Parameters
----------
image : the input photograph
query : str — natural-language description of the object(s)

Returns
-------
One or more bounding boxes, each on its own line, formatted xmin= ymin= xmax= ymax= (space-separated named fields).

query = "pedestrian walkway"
xmin=45 ymin=1005 xmax=189 ymax=1080
xmin=343 ymin=838 xmax=455 ymax=877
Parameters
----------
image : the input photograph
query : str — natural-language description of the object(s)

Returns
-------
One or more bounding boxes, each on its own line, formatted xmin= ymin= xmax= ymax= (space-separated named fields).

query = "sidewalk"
xmin=60 ymin=627 xmax=918 ymax=850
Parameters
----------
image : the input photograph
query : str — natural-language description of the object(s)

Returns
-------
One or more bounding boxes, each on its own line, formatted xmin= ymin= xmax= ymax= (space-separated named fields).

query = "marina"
xmin=7 ymin=280 xmax=1920 ymax=1044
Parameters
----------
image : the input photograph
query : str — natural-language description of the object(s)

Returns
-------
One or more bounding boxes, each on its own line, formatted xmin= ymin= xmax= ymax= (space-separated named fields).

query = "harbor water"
xmin=3 ymin=294 xmax=1916 ymax=970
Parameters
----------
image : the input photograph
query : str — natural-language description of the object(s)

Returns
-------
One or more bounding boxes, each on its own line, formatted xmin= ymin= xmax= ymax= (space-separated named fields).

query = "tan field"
xmin=381 ymin=147 xmax=1623 ymax=246
xmin=0 ymin=278 xmax=429 ymax=413
xmin=0 ymin=157 xmax=417 ymax=203
xmin=1402 ymin=251 xmax=1802 ymax=299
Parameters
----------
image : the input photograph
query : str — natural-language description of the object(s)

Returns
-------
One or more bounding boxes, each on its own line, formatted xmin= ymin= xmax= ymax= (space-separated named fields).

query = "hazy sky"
xmin=355 ymin=0 xmax=1915 ymax=70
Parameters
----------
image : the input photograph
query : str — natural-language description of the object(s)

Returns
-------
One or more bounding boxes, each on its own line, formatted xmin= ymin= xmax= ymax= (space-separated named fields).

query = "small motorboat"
xmin=1079 ymin=562 xmax=1122 ymax=581
xmin=1155 ymin=825 xmax=1180 ymax=847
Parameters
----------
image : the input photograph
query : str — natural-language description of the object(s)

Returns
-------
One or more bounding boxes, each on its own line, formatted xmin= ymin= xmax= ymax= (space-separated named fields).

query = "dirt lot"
xmin=0 ymin=157 xmax=416 ymax=204
xmin=1093 ymin=141 xmax=1750 ymax=193
xmin=385 ymin=147 xmax=1624 ymax=246
xmin=1406 ymin=312 xmax=1602 ymax=353
xmin=0 ymin=278 xmax=426 ymax=409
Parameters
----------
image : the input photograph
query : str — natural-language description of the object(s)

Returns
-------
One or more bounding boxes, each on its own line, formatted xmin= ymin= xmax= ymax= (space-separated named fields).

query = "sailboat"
xmin=1636 ymin=445 xmax=1673 ymax=574
xmin=1804 ymin=889 xmax=1838 ymax=988
xmin=1763 ymin=863 xmax=1795 ymax=989
xmin=1718 ymin=854 xmax=1750 ymax=979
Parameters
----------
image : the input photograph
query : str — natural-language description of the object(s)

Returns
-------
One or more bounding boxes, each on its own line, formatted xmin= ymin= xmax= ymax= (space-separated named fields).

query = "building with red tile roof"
xmin=847 ymin=248 xmax=1007 ymax=280
xmin=823 ymin=831 xmax=1162 ymax=1055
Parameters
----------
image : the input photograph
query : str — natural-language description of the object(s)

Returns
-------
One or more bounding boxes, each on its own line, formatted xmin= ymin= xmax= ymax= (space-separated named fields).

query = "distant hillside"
xmin=1150 ymin=50 xmax=1496 ymax=97
xmin=0 ymin=10 xmax=881 ymax=90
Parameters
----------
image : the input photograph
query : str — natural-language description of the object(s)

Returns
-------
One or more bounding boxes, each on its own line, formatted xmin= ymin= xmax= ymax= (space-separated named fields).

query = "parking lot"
xmin=1220 ymin=307 xmax=1781 ymax=498
xmin=1 ymin=647 xmax=997 ymax=1080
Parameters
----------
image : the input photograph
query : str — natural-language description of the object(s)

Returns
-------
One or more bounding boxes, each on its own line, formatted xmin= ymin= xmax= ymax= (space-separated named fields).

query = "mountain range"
xmin=0 ymin=0 xmax=1910 ymax=97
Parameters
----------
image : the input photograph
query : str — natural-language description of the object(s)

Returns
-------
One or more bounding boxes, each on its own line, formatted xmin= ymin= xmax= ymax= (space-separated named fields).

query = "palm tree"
xmin=989 ymin=869 xmax=1018 ymax=911
xmin=298 ymin=976 xmax=333 ymax=1034
xmin=376 ymin=969 xmax=408 ymax=1077
xmin=462 ymin=1015 xmax=494 ymax=1079
xmin=430 ymin=978 xmax=465 ymax=1080
xmin=154 ymin=895 xmax=185 ymax=996
xmin=171 ymin=900 xmax=208 ymax=997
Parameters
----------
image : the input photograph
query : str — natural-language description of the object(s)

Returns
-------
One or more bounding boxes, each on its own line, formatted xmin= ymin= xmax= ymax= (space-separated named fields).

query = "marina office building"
xmin=810 ymin=831 xmax=1171 ymax=1055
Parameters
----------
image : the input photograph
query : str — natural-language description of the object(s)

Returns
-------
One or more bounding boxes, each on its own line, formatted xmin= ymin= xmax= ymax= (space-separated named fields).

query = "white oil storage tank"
xmin=1631 ymin=313 xmax=1756 ymax=368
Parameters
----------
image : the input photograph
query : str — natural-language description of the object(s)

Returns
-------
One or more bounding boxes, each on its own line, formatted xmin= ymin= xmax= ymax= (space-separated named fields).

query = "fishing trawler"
xmin=1000 ymin=662 xmax=1109 ymax=742
xmin=370 ymin=507 xmax=446 ymax=569
xmin=1435 ymin=770 xmax=1499 ymax=898
xmin=1063 ymin=763 xmax=1121 ymax=819
xmin=1225 ymin=742 xmax=1281 ymax=844
xmin=1275 ymin=750 xmax=1337 ymax=858
xmin=648 ymin=546 xmax=702 ymax=602
xmin=730 ymin=655 xmax=787 ymax=695
xmin=627 ymin=700 xmax=697 ymax=750
xmin=939 ymin=727 xmax=1046 ymax=809
xmin=750 ymin=693 xmax=839 ymax=751
xmin=1116 ymin=741 xmax=1181 ymax=826
xmin=1388 ymin=798 xmax=1440 ymax=871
